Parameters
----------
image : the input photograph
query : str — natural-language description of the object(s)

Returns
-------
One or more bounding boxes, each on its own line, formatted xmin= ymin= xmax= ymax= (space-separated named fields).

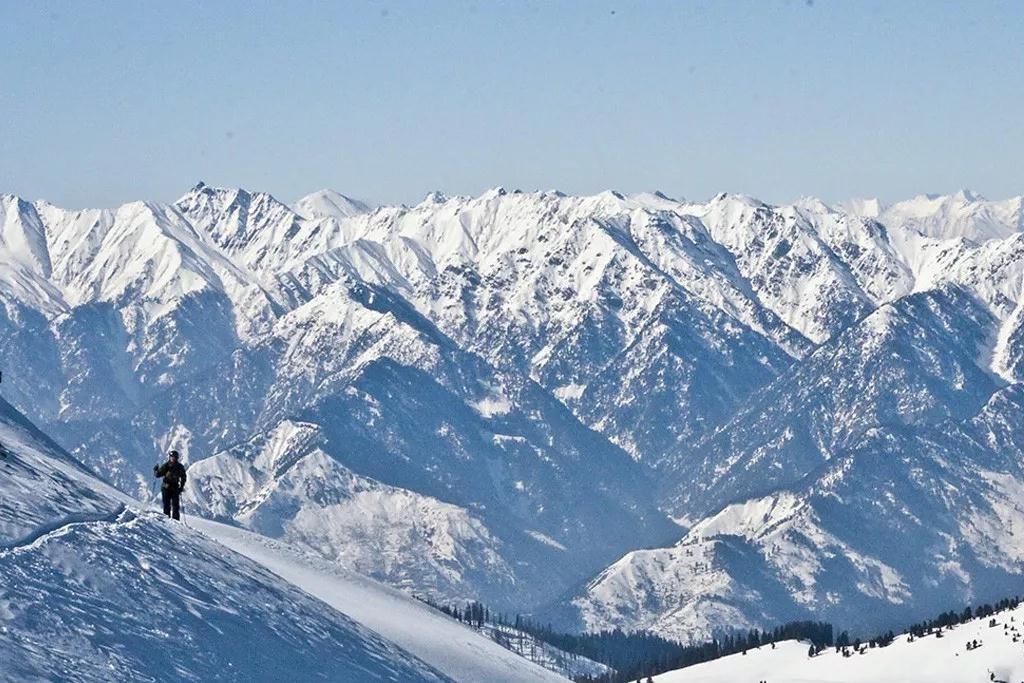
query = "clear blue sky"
xmin=1 ymin=1 xmax=1021 ymax=208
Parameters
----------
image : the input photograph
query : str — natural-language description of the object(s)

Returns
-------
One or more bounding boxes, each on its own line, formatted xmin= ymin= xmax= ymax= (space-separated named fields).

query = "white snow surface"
xmin=182 ymin=421 xmax=519 ymax=603
xmin=654 ymin=603 xmax=1024 ymax=683
xmin=0 ymin=397 xmax=127 ymax=546
xmin=0 ymin=510 xmax=452 ymax=682
xmin=191 ymin=517 xmax=567 ymax=682
xmin=292 ymin=188 xmax=373 ymax=221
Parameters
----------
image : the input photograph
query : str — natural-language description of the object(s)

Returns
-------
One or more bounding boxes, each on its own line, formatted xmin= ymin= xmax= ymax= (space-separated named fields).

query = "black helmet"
xmin=168 ymin=449 xmax=180 ymax=460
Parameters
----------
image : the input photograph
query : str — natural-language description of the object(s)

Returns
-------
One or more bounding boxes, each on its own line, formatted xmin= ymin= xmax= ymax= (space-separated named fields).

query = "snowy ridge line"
xmin=0 ymin=503 xmax=127 ymax=552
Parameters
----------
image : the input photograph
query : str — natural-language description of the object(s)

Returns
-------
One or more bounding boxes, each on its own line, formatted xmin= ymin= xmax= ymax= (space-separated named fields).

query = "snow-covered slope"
xmin=193 ymin=518 xmax=567 ymax=682
xmin=682 ymin=193 xmax=875 ymax=344
xmin=2 ymin=186 xmax=686 ymax=611
xmin=876 ymin=190 xmax=1023 ymax=245
xmin=0 ymin=395 xmax=571 ymax=681
xmin=0 ymin=397 xmax=453 ymax=681
xmin=654 ymin=601 xmax=1024 ymax=683
xmin=0 ymin=396 xmax=126 ymax=546
xmin=293 ymin=188 xmax=373 ymax=221
xmin=664 ymin=286 xmax=1002 ymax=518
xmin=1 ymin=511 xmax=454 ymax=682
xmin=159 ymin=273 xmax=678 ymax=609
xmin=554 ymin=186 xmax=1024 ymax=640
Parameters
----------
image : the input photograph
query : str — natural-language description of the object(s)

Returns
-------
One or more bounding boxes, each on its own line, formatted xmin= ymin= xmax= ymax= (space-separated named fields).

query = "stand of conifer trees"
xmin=415 ymin=594 xmax=1022 ymax=683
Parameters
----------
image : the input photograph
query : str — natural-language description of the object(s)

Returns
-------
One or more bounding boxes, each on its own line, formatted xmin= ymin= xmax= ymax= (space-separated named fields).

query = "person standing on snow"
xmin=154 ymin=450 xmax=187 ymax=520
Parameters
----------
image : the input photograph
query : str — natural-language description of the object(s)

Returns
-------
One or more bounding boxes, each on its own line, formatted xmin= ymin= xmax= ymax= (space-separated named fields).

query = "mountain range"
xmin=2 ymin=183 xmax=1023 ymax=640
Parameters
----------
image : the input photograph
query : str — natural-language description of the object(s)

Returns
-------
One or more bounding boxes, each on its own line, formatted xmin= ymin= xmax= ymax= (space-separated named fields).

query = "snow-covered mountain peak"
xmin=839 ymin=196 xmax=886 ymax=217
xmin=422 ymin=190 xmax=450 ymax=205
xmin=292 ymin=188 xmax=373 ymax=222
xmin=0 ymin=193 xmax=52 ymax=278
xmin=952 ymin=187 xmax=985 ymax=203
xmin=628 ymin=190 xmax=682 ymax=211
xmin=878 ymin=191 xmax=1024 ymax=244
xmin=687 ymin=193 xmax=772 ymax=234
xmin=174 ymin=182 xmax=295 ymax=241
xmin=9 ymin=181 xmax=1024 ymax=650
xmin=174 ymin=183 xmax=362 ymax=276
xmin=706 ymin=191 xmax=766 ymax=207
xmin=596 ymin=189 xmax=625 ymax=201
xmin=482 ymin=185 xmax=509 ymax=198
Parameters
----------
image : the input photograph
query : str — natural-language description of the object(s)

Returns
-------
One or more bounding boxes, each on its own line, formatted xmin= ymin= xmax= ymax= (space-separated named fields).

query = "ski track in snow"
xmin=0 ymin=503 xmax=126 ymax=551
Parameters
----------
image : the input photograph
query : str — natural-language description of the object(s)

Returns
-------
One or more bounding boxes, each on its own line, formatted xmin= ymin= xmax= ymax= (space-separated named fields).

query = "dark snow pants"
xmin=162 ymin=489 xmax=181 ymax=520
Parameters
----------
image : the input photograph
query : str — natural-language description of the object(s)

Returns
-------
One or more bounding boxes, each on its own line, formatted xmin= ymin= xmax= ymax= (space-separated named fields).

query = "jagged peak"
xmin=952 ymin=188 xmax=986 ymax=203
xmin=706 ymin=192 xmax=766 ymax=208
xmin=481 ymin=186 xmax=508 ymax=199
xmin=596 ymin=189 xmax=626 ymax=201
xmin=421 ymin=190 xmax=449 ymax=205
xmin=175 ymin=183 xmax=287 ymax=211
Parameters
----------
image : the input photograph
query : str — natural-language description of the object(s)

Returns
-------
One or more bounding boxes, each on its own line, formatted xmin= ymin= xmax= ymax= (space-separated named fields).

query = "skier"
xmin=154 ymin=450 xmax=187 ymax=520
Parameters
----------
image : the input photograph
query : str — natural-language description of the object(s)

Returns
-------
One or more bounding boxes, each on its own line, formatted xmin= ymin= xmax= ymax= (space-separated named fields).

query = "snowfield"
xmin=191 ymin=517 xmax=567 ymax=682
xmin=654 ymin=603 xmax=1024 ymax=683
xmin=0 ymin=399 xmax=127 ymax=547
xmin=0 ymin=510 xmax=452 ymax=682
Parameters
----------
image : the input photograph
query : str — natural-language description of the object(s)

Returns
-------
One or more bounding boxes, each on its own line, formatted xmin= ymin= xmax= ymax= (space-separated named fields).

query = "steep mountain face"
xmin=553 ymin=192 xmax=1024 ymax=638
xmin=0 ymin=396 xmax=123 ymax=544
xmin=2 ymin=184 xmax=1024 ymax=634
xmin=170 ymin=278 xmax=678 ymax=607
xmin=317 ymin=190 xmax=805 ymax=460
xmin=1 ymin=397 xmax=573 ymax=682
xmin=569 ymin=383 xmax=1024 ymax=642
xmin=175 ymin=182 xmax=368 ymax=276
xmin=664 ymin=286 xmax=1002 ymax=519
xmin=681 ymin=194 xmax=876 ymax=344
xmin=184 ymin=422 xmax=519 ymax=603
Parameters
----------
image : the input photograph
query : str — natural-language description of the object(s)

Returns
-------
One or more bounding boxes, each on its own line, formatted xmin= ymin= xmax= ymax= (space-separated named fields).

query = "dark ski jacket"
xmin=154 ymin=461 xmax=187 ymax=493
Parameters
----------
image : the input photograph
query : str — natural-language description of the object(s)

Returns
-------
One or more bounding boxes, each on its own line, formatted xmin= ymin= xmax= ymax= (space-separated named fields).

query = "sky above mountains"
xmin=1 ymin=0 xmax=1021 ymax=208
